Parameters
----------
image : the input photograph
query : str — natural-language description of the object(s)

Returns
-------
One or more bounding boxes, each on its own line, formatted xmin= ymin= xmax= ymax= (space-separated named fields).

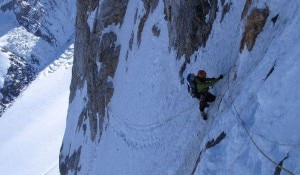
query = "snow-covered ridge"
xmin=0 ymin=1 xmax=76 ymax=173
xmin=0 ymin=0 xmax=75 ymax=115
xmin=0 ymin=43 xmax=73 ymax=175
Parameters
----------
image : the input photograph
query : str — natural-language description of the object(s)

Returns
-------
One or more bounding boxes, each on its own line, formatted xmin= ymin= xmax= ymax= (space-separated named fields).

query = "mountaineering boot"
xmin=201 ymin=111 xmax=207 ymax=120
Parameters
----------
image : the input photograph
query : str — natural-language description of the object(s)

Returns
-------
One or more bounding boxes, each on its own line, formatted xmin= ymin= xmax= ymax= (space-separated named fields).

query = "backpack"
xmin=187 ymin=74 xmax=197 ymax=98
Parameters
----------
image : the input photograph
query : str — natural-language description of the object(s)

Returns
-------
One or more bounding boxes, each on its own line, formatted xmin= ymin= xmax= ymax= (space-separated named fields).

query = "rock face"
xmin=0 ymin=0 xmax=73 ymax=45
xmin=60 ymin=0 xmax=272 ymax=174
xmin=1 ymin=0 xmax=44 ymax=33
xmin=163 ymin=0 xmax=218 ymax=77
xmin=72 ymin=0 xmax=128 ymax=142
xmin=164 ymin=0 xmax=218 ymax=58
xmin=60 ymin=0 xmax=219 ymax=174
xmin=240 ymin=7 xmax=269 ymax=52
xmin=0 ymin=49 xmax=37 ymax=115
xmin=67 ymin=0 xmax=218 ymax=141
xmin=59 ymin=0 xmax=128 ymax=174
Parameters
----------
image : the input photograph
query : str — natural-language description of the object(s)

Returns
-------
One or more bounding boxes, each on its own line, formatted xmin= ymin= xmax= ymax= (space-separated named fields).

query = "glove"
xmin=218 ymin=74 xmax=224 ymax=80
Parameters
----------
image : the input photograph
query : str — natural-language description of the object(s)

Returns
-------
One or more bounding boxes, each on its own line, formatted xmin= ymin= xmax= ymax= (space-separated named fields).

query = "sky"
xmin=0 ymin=0 xmax=300 ymax=175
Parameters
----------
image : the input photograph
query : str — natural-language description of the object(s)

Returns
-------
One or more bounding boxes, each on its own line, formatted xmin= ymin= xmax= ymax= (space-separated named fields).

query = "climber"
xmin=187 ymin=70 xmax=223 ymax=120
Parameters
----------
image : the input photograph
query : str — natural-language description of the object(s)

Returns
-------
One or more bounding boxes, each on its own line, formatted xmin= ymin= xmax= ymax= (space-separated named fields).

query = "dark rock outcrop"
xmin=60 ymin=0 xmax=128 ymax=174
xmin=0 ymin=0 xmax=75 ymax=116
xmin=240 ymin=6 xmax=269 ymax=52
xmin=70 ymin=0 xmax=128 ymax=142
xmin=163 ymin=0 xmax=218 ymax=78
xmin=163 ymin=0 xmax=218 ymax=59
xmin=0 ymin=50 xmax=37 ymax=115
xmin=206 ymin=131 xmax=226 ymax=149
xmin=0 ymin=0 xmax=56 ymax=45
xmin=59 ymin=145 xmax=82 ymax=175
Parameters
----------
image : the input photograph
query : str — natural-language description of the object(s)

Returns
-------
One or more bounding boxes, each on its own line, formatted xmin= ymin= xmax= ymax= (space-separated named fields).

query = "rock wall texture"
xmin=70 ymin=0 xmax=129 ymax=143
xmin=59 ymin=0 xmax=128 ymax=174
xmin=60 ymin=0 xmax=271 ymax=174
xmin=163 ymin=0 xmax=218 ymax=77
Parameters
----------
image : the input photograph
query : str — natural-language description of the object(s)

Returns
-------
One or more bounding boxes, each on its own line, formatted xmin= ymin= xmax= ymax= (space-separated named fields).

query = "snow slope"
xmin=0 ymin=1 xmax=75 ymax=174
xmin=61 ymin=0 xmax=300 ymax=174
xmin=0 ymin=45 xmax=73 ymax=175
xmin=0 ymin=0 xmax=299 ymax=174
xmin=194 ymin=1 xmax=300 ymax=174
xmin=0 ymin=0 xmax=75 ymax=115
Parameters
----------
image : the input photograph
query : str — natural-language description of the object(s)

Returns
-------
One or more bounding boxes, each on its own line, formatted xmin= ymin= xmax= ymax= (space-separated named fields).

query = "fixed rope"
xmin=108 ymin=100 xmax=198 ymax=130
xmin=106 ymin=100 xmax=199 ymax=149
xmin=225 ymin=76 xmax=295 ymax=175
xmin=251 ymin=132 xmax=300 ymax=147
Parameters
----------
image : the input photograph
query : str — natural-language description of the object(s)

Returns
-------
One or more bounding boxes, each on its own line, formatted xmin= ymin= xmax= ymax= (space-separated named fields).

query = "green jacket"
xmin=194 ymin=77 xmax=220 ymax=93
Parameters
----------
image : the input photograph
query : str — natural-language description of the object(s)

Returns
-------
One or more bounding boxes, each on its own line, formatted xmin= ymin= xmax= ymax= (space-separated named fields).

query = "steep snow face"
xmin=61 ymin=0 xmax=300 ymax=175
xmin=193 ymin=1 xmax=300 ymax=174
xmin=0 ymin=0 xmax=76 ymax=115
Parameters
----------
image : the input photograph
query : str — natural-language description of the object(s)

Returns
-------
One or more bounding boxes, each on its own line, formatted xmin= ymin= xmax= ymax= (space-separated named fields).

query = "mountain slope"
xmin=0 ymin=0 xmax=75 ymax=115
xmin=0 ymin=45 xmax=73 ymax=175
xmin=59 ymin=0 xmax=300 ymax=174
xmin=0 ymin=0 xmax=76 ymax=174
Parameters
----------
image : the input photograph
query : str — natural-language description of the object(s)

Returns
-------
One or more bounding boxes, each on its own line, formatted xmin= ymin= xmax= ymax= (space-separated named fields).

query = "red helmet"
xmin=197 ymin=70 xmax=206 ymax=78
